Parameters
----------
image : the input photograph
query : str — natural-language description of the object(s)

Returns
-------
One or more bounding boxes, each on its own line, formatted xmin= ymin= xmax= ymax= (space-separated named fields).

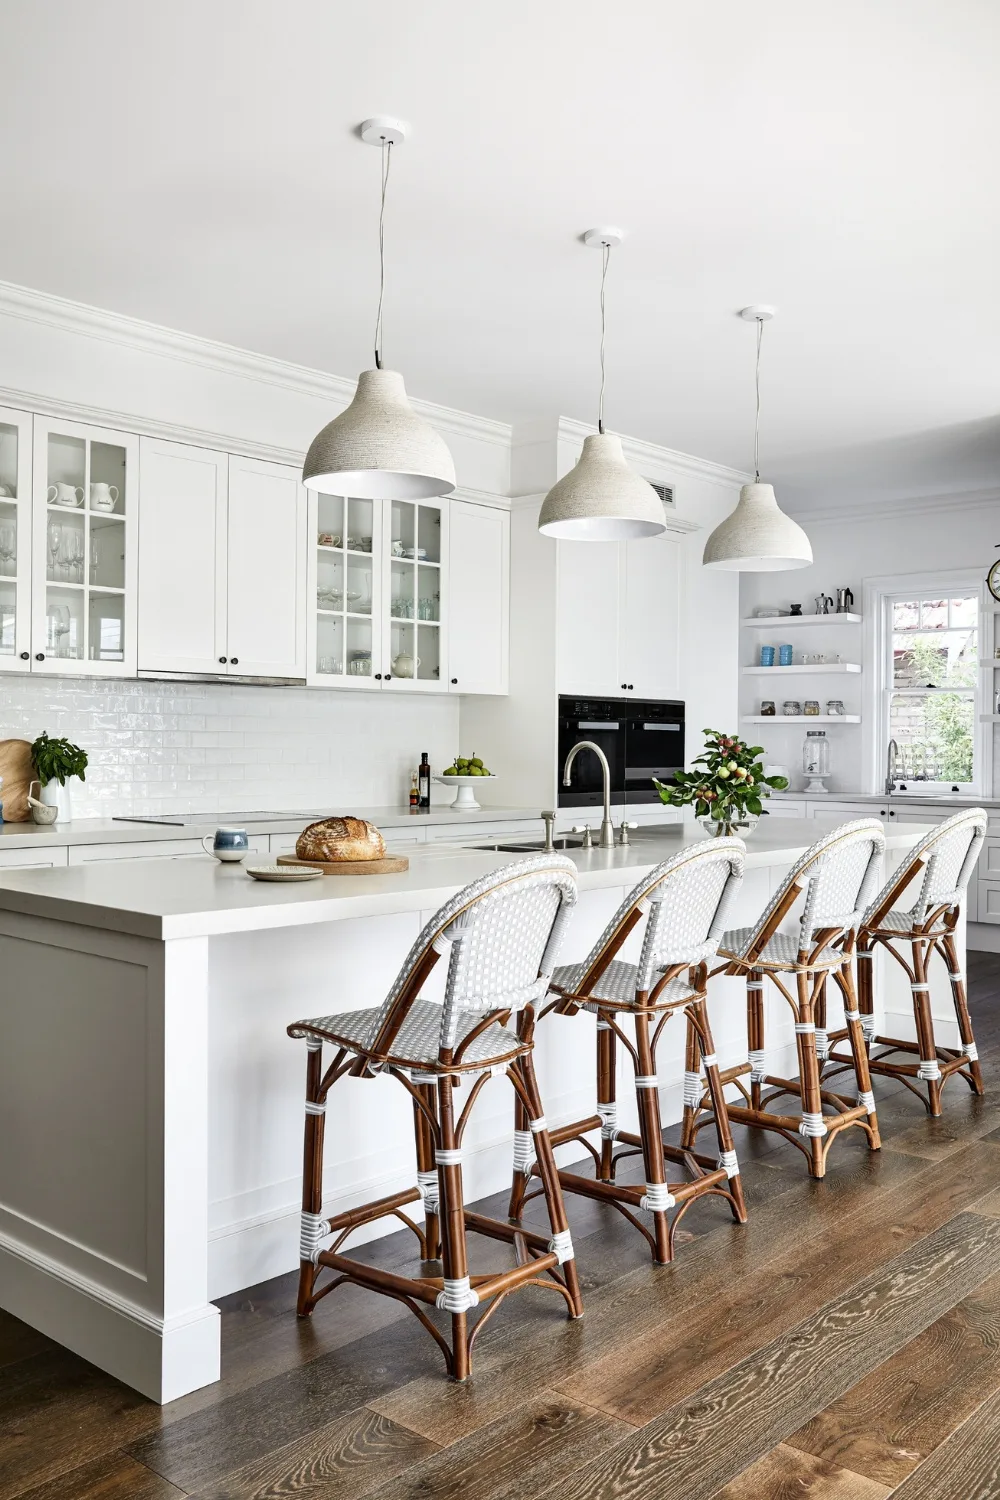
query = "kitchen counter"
xmin=773 ymin=790 xmax=1000 ymax=809
xmin=0 ymin=817 xmax=941 ymax=1403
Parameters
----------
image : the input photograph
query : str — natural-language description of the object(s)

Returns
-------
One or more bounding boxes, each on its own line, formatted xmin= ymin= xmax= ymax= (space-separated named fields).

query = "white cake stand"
xmin=434 ymin=774 xmax=497 ymax=811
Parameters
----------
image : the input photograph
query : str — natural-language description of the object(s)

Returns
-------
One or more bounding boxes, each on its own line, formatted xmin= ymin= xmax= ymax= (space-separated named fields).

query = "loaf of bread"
xmin=296 ymin=816 xmax=386 ymax=863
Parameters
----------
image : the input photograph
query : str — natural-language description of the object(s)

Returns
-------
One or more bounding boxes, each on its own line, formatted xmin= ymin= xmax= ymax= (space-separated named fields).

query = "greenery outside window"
xmin=883 ymin=591 xmax=978 ymax=788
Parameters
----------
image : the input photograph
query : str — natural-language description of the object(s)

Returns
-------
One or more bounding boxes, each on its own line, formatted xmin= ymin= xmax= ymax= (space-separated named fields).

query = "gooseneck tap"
xmin=885 ymin=738 xmax=899 ymax=796
xmin=562 ymin=741 xmax=615 ymax=849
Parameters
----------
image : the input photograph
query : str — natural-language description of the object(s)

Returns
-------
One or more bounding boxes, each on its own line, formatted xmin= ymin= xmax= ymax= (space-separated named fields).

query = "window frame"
xmin=863 ymin=568 xmax=990 ymax=797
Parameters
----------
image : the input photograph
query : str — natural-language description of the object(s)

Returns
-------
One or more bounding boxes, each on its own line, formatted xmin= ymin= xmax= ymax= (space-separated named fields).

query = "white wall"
xmin=739 ymin=493 xmax=999 ymax=794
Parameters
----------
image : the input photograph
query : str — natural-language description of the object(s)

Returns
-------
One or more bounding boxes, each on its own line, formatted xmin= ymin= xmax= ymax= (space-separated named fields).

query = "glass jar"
xmin=760 ymin=699 xmax=775 ymax=716
xmin=782 ymin=700 xmax=801 ymax=716
xmin=826 ymin=699 xmax=845 ymax=716
xmin=802 ymin=730 xmax=830 ymax=791
xmin=804 ymin=699 xmax=820 ymax=716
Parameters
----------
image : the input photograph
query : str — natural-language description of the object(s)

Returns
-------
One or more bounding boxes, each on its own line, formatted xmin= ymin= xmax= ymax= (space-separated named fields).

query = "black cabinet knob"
xmin=230 ymin=657 xmax=238 ymax=665
xmin=385 ymin=673 xmax=392 ymax=681
xmin=19 ymin=651 xmax=28 ymax=661
xmin=374 ymin=673 xmax=382 ymax=680
xmin=451 ymin=677 xmax=458 ymax=684
xmin=621 ymin=682 xmax=627 ymax=689
xmin=628 ymin=683 xmax=634 ymax=690
xmin=219 ymin=656 xmax=227 ymax=664
xmin=35 ymin=652 xmax=44 ymax=661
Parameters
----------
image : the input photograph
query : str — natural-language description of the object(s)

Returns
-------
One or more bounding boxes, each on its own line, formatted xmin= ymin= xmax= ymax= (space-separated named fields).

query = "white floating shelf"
xmin=741 ymin=613 xmax=862 ymax=627
xmin=742 ymin=663 xmax=862 ymax=676
xmin=980 ymin=715 xmax=1000 ymax=722
xmin=742 ymin=715 xmax=861 ymax=724
xmin=979 ymin=659 xmax=1000 ymax=668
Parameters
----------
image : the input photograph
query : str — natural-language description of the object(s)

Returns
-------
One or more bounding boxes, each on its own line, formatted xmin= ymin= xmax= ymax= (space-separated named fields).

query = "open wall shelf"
xmin=742 ymin=714 xmax=860 ymax=725
xmin=740 ymin=613 xmax=861 ymax=627
xmin=742 ymin=663 xmax=861 ymax=676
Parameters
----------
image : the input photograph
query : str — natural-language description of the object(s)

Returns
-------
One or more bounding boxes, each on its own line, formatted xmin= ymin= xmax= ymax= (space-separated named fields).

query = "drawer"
xmin=763 ymin=800 xmax=807 ymax=818
xmin=809 ymin=801 xmax=891 ymax=818
xmin=979 ymin=881 xmax=1000 ymax=923
xmin=0 ymin=846 xmax=69 ymax=870
xmin=69 ymin=836 xmax=268 ymax=865
xmin=426 ymin=820 xmax=540 ymax=845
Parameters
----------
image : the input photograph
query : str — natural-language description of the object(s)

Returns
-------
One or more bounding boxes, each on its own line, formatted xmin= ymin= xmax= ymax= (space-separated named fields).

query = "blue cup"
xmin=778 ymin=643 xmax=794 ymax=666
xmin=759 ymin=645 xmax=776 ymax=667
xmin=202 ymin=826 xmax=250 ymax=863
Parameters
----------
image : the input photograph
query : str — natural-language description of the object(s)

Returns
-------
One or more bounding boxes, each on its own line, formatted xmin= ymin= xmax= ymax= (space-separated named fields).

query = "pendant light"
xmin=538 ymin=228 xmax=666 ymax=541
xmin=302 ymin=118 xmax=456 ymax=499
xmin=702 ymin=306 xmax=812 ymax=571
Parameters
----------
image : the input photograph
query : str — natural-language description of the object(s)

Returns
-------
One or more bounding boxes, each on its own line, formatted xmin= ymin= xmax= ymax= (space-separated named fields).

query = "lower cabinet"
xmin=0 ymin=846 xmax=68 ymax=870
xmin=68 ymin=836 xmax=268 ymax=865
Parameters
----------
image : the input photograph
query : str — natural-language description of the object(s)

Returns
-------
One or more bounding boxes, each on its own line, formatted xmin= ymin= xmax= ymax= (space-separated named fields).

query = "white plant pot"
xmin=40 ymin=780 xmax=73 ymax=822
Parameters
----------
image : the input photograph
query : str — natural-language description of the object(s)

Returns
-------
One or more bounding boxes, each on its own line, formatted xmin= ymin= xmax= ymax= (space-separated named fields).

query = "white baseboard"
xmin=0 ymin=1228 xmax=219 ymax=1403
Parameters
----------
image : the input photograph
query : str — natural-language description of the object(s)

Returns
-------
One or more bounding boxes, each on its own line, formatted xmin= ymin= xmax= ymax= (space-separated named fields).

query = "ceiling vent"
xmin=646 ymin=481 xmax=674 ymax=510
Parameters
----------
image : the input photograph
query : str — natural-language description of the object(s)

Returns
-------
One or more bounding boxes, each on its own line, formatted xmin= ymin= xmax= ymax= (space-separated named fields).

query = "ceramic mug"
xmin=90 ymin=483 xmax=119 ymax=511
xmin=47 ymin=483 xmax=84 ymax=508
xmin=202 ymin=826 xmax=250 ymax=862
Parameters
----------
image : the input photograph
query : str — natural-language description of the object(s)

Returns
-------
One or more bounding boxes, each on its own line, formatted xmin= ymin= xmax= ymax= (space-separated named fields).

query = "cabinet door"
xmin=138 ymin=437 xmax=228 ymax=674
xmin=621 ymin=534 xmax=681 ymax=698
xmin=32 ymin=416 xmax=138 ymax=676
xmin=382 ymin=498 xmax=448 ymax=691
xmin=226 ymin=456 xmax=306 ymax=678
xmin=306 ymin=493 xmax=384 ymax=688
xmin=556 ymin=539 xmax=621 ymax=695
xmin=448 ymin=500 xmax=509 ymax=694
xmin=0 ymin=406 xmax=33 ymax=673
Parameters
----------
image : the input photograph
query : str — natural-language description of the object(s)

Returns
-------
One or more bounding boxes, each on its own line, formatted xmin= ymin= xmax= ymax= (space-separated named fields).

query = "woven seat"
xmin=551 ymin=959 xmax=699 ymax=1010
xmin=717 ymin=928 xmax=845 ymax=970
xmin=510 ymin=838 xmax=749 ymax=1266
xmin=838 ymin=808 xmax=988 ymax=1116
xmin=287 ymin=855 xmax=583 ymax=1382
xmin=292 ymin=1000 xmax=525 ymax=1071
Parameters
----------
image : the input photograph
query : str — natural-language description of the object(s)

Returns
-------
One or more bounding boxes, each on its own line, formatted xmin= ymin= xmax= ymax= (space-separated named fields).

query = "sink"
xmin=472 ymin=837 xmax=585 ymax=852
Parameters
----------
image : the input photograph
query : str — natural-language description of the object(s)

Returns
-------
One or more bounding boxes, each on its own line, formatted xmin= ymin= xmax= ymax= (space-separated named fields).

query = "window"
xmin=882 ymin=590 xmax=979 ymax=787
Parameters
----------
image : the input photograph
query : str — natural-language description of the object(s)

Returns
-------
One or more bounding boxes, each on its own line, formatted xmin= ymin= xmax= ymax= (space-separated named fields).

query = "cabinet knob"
xmin=374 ymin=673 xmax=382 ymax=680
xmin=621 ymin=683 xmax=627 ymax=689
xmin=385 ymin=673 xmax=392 ymax=681
xmin=219 ymin=656 xmax=227 ymax=664
xmin=451 ymin=677 xmax=458 ymax=685
xmin=35 ymin=652 xmax=44 ymax=661
xmin=628 ymin=684 xmax=634 ymax=690
xmin=230 ymin=657 xmax=238 ymax=665
xmin=19 ymin=652 xmax=28 ymax=661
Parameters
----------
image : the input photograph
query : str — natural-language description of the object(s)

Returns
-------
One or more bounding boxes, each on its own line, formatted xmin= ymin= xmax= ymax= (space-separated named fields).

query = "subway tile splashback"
xmin=0 ymin=679 xmax=460 ymax=817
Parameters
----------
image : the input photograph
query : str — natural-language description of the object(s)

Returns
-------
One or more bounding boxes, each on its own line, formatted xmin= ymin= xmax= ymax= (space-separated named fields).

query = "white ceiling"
xmin=3 ymin=0 xmax=998 ymax=509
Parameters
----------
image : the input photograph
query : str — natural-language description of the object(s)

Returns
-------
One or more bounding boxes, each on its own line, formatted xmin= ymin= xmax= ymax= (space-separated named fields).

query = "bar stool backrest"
xmin=866 ymin=807 xmax=986 ymax=925
xmin=366 ymin=854 xmax=579 ymax=1055
xmin=745 ymin=819 xmax=885 ymax=956
xmin=573 ymin=838 xmax=746 ymax=995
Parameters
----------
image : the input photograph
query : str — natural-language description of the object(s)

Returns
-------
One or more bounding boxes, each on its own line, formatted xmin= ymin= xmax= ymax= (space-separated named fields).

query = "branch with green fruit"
xmin=654 ymin=729 xmax=787 ymax=829
xmin=441 ymin=752 xmax=493 ymax=778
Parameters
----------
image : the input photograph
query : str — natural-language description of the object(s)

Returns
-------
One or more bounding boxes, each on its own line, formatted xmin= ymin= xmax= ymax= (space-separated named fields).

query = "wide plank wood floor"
xmin=4 ymin=952 xmax=1000 ymax=1500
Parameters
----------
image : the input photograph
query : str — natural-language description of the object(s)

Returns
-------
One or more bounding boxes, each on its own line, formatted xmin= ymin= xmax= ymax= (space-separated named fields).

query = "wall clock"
xmin=988 ymin=546 xmax=1000 ymax=603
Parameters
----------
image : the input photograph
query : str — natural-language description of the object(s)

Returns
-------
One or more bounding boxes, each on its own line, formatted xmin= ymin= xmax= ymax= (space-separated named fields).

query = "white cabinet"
xmin=764 ymin=799 xmax=808 ymax=818
xmin=32 ymin=416 xmax=139 ymax=676
xmin=139 ymin=440 xmax=306 ymax=679
xmin=0 ymin=845 xmax=68 ymax=870
xmin=557 ymin=533 xmax=680 ymax=698
xmin=0 ymin=405 xmax=33 ymax=673
xmin=447 ymin=500 xmax=509 ymax=695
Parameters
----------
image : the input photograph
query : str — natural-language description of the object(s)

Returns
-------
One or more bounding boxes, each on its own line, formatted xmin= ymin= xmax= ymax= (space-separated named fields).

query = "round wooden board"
xmin=276 ymin=853 xmax=409 ymax=876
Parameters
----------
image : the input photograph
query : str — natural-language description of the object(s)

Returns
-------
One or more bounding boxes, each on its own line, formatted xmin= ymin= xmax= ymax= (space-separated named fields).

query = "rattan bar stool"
xmin=287 ymin=855 xmax=582 ymax=1382
xmin=825 ymin=807 xmax=986 ymax=1116
xmin=694 ymin=819 xmax=886 ymax=1179
xmin=508 ymin=838 xmax=747 ymax=1265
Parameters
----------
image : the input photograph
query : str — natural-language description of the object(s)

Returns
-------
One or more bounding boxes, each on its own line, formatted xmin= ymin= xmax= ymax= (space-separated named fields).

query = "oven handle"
xmin=638 ymin=723 xmax=681 ymax=731
xmin=575 ymin=721 xmax=621 ymax=731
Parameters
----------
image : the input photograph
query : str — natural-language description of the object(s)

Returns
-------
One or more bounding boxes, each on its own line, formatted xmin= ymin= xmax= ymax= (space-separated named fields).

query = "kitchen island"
xmin=0 ymin=818 xmax=942 ymax=1401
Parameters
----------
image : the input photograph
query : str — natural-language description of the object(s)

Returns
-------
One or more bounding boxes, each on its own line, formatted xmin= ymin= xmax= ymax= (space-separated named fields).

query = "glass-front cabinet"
xmin=0 ymin=406 xmax=33 ymax=672
xmin=307 ymin=494 xmax=448 ymax=691
xmin=31 ymin=417 xmax=139 ymax=676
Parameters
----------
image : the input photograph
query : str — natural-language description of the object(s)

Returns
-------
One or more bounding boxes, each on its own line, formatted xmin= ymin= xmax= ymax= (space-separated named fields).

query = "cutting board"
xmin=0 ymin=738 xmax=34 ymax=822
xmin=277 ymin=853 xmax=409 ymax=876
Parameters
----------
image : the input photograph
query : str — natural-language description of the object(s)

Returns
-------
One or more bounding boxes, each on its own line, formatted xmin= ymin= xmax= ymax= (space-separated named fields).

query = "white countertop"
xmin=0 ymin=818 xmax=933 ymax=942
xmin=774 ymin=790 xmax=999 ymax=809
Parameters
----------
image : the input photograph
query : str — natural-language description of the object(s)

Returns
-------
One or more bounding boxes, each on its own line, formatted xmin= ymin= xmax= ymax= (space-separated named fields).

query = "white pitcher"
xmin=90 ymin=483 xmax=119 ymax=511
xmin=47 ymin=483 xmax=84 ymax=508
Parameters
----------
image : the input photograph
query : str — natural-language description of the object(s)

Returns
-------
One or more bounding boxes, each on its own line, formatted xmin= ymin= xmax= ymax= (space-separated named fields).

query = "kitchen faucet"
xmin=562 ymin=741 xmax=615 ymax=849
xmin=885 ymin=738 xmax=900 ymax=796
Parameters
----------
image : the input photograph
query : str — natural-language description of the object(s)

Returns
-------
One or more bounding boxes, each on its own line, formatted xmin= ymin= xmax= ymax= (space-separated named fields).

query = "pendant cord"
xmin=374 ymin=138 xmax=392 ymax=370
xmin=753 ymin=315 xmax=763 ymax=482
xmin=598 ymin=241 xmax=610 ymax=434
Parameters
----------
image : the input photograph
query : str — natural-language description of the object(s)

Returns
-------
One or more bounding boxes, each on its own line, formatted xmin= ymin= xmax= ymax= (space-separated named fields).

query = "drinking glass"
xmin=0 ymin=526 xmax=15 ymax=576
xmin=70 ymin=532 xmax=85 ymax=583
xmin=90 ymin=536 xmax=101 ymax=583
xmin=47 ymin=523 xmax=61 ymax=580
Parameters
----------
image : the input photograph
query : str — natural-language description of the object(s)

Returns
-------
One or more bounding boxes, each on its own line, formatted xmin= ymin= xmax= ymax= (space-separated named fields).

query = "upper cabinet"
xmin=0 ymin=406 xmax=33 ymax=672
xmin=138 ymin=438 xmax=306 ymax=679
xmin=557 ymin=531 xmax=681 ymax=699
xmin=447 ymin=499 xmax=509 ymax=695
xmin=31 ymin=416 xmax=139 ymax=677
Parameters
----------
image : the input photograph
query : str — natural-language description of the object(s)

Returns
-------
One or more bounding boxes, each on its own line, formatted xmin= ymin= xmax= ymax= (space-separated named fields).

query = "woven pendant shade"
xmin=538 ymin=433 xmax=666 ymax=541
xmin=302 ymin=369 xmax=456 ymax=499
xmin=702 ymin=482 xmax=812 ymax=571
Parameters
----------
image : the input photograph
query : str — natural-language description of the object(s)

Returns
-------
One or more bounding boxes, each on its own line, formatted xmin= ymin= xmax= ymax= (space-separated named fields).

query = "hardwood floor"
xmin=4 ymin=954 xmax=1000 ymax=1500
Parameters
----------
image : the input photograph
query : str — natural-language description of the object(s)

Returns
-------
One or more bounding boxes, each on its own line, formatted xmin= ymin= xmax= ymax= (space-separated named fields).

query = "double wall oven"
xmin=557 ymin=695 xmax=685 ymax=810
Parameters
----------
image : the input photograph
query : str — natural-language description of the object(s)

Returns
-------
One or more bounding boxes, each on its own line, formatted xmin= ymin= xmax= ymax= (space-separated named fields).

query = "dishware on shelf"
xmin=835 ymin=587 xmax=854 ymax=613
xmin=802 ymin=730 xmax=830 ymax=793
xmin=391 ymin=652 xmax=420 ymax=678
xmin=789 ymin=603 xmax=802 ymax=616
xmin=348 ymin=654 xmax=372 ymax=675
xmin=804 ymin=699 xmax=820 ymax=716
xmin=391 ymin=539 xmax=405 ymax=557
xmin=814 ymin=594 xmax=834 ymax=615
xmin=317 ymin=532 xmax=341 ymax=547
xmin=433 ymin=772 xmax=498 ymax=811
xmin=802 ymin=652 xmax=827 ymax=665
xmin=402 ymin=546 xmax=427 ymax=559
xmin=46 ymin=483 xmax=84 ymax=508
xmin=760 ymin=700 xmax=775 ymax=716
xmin=89 ymin=483 xmax=119 ymax=512
xmin=826 ymin=699 xmax=845 ymax=716
xmin=782 ymin=699 xmax=801 ymax=716
xmin=359 ymin=536 xmax=373 ymax=553
xmin=246 ymin=864 xmax=323 ymax=883
xmin=0 ymin=485 xmax=12 ymax=498
xmin=759 ymin=645 xmax=776 ymax=667
xmin=0 ymin=525 xmax=15 ymax=576
xmin=202 ymin=827 xmax=250 ymax=863
xmin=778 ymin=644 xmax=794 ymax=666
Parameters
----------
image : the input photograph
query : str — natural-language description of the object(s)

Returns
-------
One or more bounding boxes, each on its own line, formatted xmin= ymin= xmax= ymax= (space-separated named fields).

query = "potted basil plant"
xmin=654 ymin=728 xmax=788 ymax=836
xmin=31 ymin=732 xmax=88 ymax=824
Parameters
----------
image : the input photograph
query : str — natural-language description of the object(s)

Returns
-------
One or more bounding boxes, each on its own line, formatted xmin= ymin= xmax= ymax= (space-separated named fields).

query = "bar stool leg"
xmin=634 ymin=1010 xmax=672 ymax=1264
xmin=912 ymin=939 xmax=943 ymax=1116
xmin=597 ymin=1013 xmax=618 ymax=1180
xmin=507 ymin=1081 xmax=532 ymax=1222
xmin=834 ymin=960 xmax=881 ymax=1150
xmin=857 ymin=941 xmax=875 ymax=1048
xmin=680 ymin=1007 xmax=701 ymax=1150
xmin=413 ymin=1085 xmax=440 ymax=1261
xmin=695 ymin=998 xmax=746 ymax=1224
xmin=815 ymin=976 xmax=830 ymax=1073
xmin=436 ymin=1075 xmax=473 ymax=1381
xmin=747 ymin=970 xmax=765 ymax=1108
xmin=517 ymin=1049 xmax=584 ymax=1318
xmin=297 ymin=1041 xmax=325 ymax=1318
xmin=942 ymin=931 xmax=984 ymax=1095
xmin=795 ymin=972 xmax=827 ymax=1178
